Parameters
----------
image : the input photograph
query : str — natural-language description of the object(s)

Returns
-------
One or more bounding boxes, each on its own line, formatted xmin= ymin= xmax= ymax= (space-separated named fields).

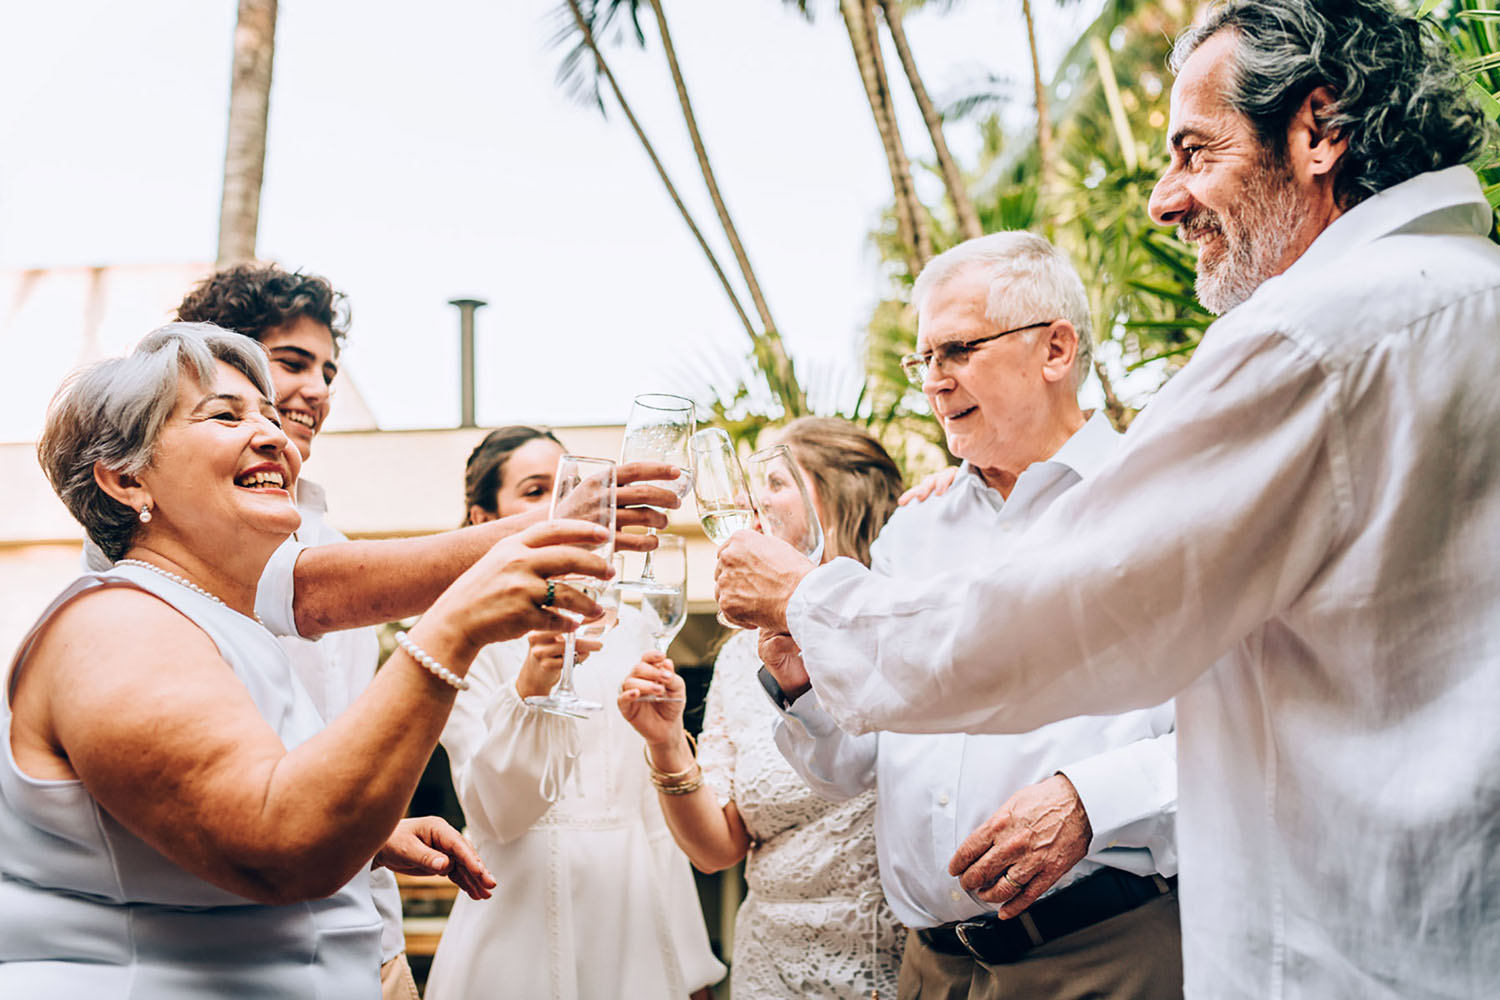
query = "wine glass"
xmin=631 ymin=534 xmax=688 ymax=702
xmin=578 ymin=563 xmax=623 ymax=643
xmin=619 ymin=393 xmax=695 ymax=585
xmin=690 ymin=428 xmax=757 ymax=626
xmin=526 ymin=455 xmax=616 ymax=717
xmin=747 ymin=444 xmax=825 ymax=564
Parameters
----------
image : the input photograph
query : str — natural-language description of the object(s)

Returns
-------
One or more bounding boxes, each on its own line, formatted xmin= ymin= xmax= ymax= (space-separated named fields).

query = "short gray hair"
xmin=38 ymin=323 xmax=277 ymax=562
xmin=1171 ymin=0 xmax=1490 ymax=210
xmin=912 ymin=231 xmax=1094 ymax=391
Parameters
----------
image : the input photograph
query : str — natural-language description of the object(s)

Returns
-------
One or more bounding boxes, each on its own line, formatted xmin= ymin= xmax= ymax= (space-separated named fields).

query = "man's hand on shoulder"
xmin=898 ymin=465 xmax=959 ymax=506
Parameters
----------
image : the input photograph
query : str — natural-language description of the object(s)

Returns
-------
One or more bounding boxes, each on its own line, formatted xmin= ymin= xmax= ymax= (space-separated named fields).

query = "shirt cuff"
xmin=1057 ymin=735 xmax=1176 ymax=854
xmin=784 ymin=689 xmax=842 ymax=738
xmin=256 ymin=537 xmax=308 ymax=638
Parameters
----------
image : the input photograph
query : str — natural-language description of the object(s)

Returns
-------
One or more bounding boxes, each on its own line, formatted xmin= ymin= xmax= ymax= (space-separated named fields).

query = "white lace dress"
xmin=699 ymin=631 xmax=903 ymax=998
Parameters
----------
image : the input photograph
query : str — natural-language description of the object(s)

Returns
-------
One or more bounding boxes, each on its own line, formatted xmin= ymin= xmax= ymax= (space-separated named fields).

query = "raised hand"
xmin=617 ymin=651 xmax=686 ymax=746
xmin=756 ymin=629 xmax=811 ymax=702
xmin=426 ymin=519 xmax=612 ymax=652
xmin=713 ymin=529 xmax=815 ymax=632
xmin=613 ymin=461 xmax=683 ymax=551
xmin=515 ymin=629 xmax=604 ymax=700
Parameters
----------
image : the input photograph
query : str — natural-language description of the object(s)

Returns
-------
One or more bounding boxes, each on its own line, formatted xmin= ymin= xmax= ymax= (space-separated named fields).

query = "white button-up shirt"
xmin=773 ymin=414 xmax=1176 ymax=929
xmin=784 ymin=167 xmax=1500 ymax=998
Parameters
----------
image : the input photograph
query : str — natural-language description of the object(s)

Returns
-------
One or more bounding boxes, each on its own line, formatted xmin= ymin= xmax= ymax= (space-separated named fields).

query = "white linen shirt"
xmin=255 ymin=480 xmax=405 ymax=964
xmin=784 ymin=167 xmax=1500 ymax=999
xmin=774 ymin=414 xmax=1176 ymax=929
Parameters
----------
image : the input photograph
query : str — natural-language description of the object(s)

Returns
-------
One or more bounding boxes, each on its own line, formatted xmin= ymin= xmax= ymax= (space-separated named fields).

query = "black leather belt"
xmin=917 ymin=869 xmax=1175 ymax=965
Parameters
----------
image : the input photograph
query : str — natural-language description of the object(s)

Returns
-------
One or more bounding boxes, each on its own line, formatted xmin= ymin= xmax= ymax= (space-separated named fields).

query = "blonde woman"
xmin=620 ymin=418 xmax=907 ymax=997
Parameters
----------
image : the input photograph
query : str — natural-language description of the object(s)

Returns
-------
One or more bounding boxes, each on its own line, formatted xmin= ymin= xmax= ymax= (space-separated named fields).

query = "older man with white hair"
xmin=760 ymin=232 xmax=1179 ymax=999
xmin=718 ymin=1 xmax=1500 ymax=996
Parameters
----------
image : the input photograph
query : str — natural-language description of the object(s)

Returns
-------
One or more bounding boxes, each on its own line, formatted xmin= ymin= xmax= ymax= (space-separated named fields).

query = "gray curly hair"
xmin=38 ymin=322 xmax=277 ymax=562
xmin=1171 ymin=0 xmax=1491 ymax=210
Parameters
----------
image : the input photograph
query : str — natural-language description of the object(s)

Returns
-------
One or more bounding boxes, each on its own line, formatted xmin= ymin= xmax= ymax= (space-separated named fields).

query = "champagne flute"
xmin=578 ymin=564 xmax=623 ymax=643
xmin=619 ymin=393 xmax=696 ymax=585
xmin=526 ymin=455 xmax=616 ymax=717
xmin=633 ymin=534 xmax=688 ymax=701
xmin=747 ymin=444 xmax=825 ymax=564
xmin=690 ymin=428 xmax=757 ymax=627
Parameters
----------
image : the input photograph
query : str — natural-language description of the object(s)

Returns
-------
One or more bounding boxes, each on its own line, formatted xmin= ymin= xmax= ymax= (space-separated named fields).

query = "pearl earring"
xmin=139 ymin=504 xmax=152 ymax=524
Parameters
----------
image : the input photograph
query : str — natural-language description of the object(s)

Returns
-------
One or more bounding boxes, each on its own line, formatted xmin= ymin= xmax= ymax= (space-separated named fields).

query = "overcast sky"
xmin=0 ymin=0 xmax=1098 ymax=435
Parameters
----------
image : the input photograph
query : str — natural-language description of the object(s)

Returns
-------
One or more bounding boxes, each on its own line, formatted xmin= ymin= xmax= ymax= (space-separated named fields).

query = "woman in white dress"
xmin=620 ymin=417 xmax=908 ymax=998
xmin=424 ymin=426 xmax=725 ymax=1000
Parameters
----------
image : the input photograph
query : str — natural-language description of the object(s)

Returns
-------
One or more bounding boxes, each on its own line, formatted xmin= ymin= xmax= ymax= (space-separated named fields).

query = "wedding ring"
xmin=540 ymin=580 xmax=556 ymax=608
xmin=1000 ymin=870 xmax=1026 ymax=892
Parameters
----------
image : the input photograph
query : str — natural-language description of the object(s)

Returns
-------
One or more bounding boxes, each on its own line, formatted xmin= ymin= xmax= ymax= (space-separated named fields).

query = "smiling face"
xmin=259 ymin=315 xmax=338 ymax=461
xmin=130 ymin=360 xmax=302 ymax=562
xmin=916 ymin=266 xmax=1059 ymax=479
xmin=1148 ymin=31 xmax=1321 ymax=314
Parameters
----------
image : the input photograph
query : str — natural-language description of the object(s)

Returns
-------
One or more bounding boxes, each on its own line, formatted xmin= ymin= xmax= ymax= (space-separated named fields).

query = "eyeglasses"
xmin=900 ymin=320 xmax=1056 ymax=388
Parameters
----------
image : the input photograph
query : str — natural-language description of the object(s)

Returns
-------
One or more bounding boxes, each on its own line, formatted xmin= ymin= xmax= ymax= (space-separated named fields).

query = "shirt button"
xmin=938 ymin=793 xmax=950 ymax=806
xmin=950 ymin=889 xmax=963 ymax=902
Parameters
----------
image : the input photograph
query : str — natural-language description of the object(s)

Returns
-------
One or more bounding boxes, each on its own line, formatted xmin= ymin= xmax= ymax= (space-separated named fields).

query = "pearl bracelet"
xmin=395 ymin=631 xmax=470 ymax=691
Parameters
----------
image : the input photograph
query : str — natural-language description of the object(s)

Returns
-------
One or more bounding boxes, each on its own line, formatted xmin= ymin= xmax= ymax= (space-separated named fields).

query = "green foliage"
xmin=856 ymin=0 xmax=1211 ymax=434
xmin=1046 ymin=3 xmax=1214 ymax=413
xmin=1425 ymin=1 xmax=1500 ymax=219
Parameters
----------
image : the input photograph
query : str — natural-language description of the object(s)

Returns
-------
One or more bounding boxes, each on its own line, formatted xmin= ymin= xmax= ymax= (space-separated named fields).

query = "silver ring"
xmin=540 ymin=580 xmax=556 ymax=608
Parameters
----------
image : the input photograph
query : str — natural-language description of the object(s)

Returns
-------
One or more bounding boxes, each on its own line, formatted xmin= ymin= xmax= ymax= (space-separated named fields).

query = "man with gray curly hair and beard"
xmin=715 ymin=1 xmax=1500 ymax=996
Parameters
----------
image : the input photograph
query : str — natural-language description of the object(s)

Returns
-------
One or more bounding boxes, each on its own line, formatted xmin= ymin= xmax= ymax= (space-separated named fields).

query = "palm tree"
xmin=1019 ymin=0 xmax=1056 ymax=224
xmin=840 ymin=0 xmax=933 ymax=275
xmin=557 ymin=0 xmax=762 ymax=345
xmin=640 ymin=0 xmax=804 ymax=411
xmin=556 ymin=0 xmax=805 ymax=415
xmin=876 ymin=0 xmax=983 ymax=239
xmin=217 ymin=0 xmax=278 ymax=267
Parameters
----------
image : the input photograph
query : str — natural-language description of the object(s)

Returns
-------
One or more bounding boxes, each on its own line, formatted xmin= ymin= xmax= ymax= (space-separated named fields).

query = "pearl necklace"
xmin=114 ymin=558 xmax=267 ymax=627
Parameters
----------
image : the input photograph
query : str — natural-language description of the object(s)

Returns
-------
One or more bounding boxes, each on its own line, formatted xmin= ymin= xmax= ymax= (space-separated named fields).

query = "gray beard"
xmin=1186 ymin=171 xmax=1306 ymax=316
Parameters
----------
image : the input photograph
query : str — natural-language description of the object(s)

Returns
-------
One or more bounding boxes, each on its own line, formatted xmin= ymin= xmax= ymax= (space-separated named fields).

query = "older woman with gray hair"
xmin=1 ymin=323 xmax=611 ymax=998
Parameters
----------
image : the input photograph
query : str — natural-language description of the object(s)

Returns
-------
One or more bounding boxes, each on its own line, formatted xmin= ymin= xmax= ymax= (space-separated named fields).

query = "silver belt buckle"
xmin=953 ymin=920 xmax=984 ymax=960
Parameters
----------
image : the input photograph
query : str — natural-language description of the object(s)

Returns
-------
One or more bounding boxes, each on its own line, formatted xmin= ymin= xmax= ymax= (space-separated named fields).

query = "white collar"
xmin=957 ymin=410 xmax=1121 ymax=496
xmin=1042 ymin=410 xmax=1120 ymax=483
xmin=1281 ymin=166 xmax=1491 ymax=283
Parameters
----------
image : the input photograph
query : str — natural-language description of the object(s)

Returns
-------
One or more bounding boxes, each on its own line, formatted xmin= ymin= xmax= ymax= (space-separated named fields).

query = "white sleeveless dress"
xmin=0 ymin=565 xmax=381 ymax=998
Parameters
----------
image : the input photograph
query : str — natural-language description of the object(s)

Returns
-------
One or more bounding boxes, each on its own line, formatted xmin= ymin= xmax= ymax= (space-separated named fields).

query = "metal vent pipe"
xmin=448 ymin=297 xmax=487 ymax=428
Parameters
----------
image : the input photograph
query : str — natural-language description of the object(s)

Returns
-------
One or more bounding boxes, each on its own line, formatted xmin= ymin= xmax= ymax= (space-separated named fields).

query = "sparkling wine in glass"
xmin=620 ymin=393 xmax=695 ymax=585
xmin=629 ymin=534 xmax=689 ymax=702
xmin=526 ymin=455 xmax=616 ymax=717
xmin=748 ymin=444 xmax=825 ymax=564
xmin=690 ymin=427 xmax=757 ymax=627
xmin=578 ymin=568 xmax=622 ymax=643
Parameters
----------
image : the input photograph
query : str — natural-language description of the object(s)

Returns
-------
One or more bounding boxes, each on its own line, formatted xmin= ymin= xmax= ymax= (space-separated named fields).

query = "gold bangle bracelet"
xmin=644 ymin=731 xmax=698 ymax=781
xmin=654 ymin=773 xmax=703 ymax=796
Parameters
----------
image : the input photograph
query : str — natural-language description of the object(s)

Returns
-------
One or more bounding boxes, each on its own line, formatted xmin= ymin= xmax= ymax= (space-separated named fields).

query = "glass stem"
xmin=640 ymin=526 xmax=657 ymax=580
xmin=555 ymin=632 xmax=579 ymax=699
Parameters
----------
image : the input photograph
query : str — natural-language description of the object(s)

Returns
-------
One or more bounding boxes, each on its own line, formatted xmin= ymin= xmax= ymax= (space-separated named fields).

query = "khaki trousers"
xmin=897 ymin=891 xmax=1183 ymax=1000
xmin=381 ymin=952 xmax=421 ymax=1000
